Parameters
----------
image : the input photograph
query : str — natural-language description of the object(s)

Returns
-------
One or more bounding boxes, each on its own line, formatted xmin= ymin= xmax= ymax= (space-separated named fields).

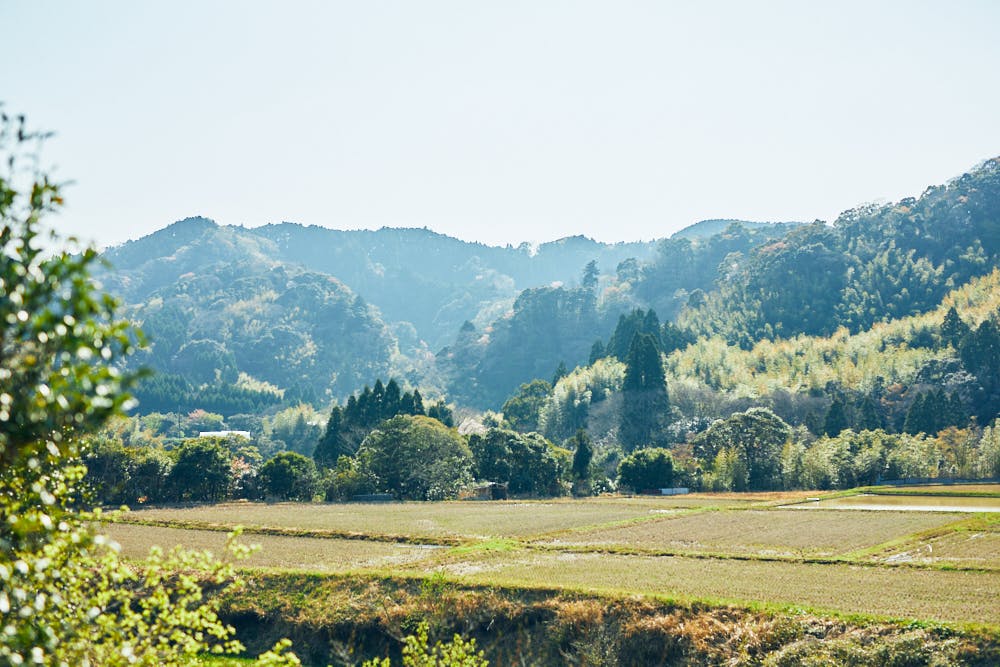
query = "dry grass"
xmin=541 ymin=509 xmax=962 ymax=557
xmin=126 ymin=497 xmax=734 ymax=540
xmin=435 ymin=550 xmax=1000 ymax=625
xmin=105 ymin=523 xmax=442 ymax=572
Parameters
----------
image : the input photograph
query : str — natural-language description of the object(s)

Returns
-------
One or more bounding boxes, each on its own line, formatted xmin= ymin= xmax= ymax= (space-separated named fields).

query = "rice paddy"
xmin=125 ymin=495 xmax=741 ymax=540
xmin=111 ymin=492 xmax=1000 ymax=627
xmin=106 ymin=523 xmax=442 ymax=571
xmin=434 ymin=550 xmax=1000 ymax=624
xmin=538 ymin=508 xmax=960 ymax=557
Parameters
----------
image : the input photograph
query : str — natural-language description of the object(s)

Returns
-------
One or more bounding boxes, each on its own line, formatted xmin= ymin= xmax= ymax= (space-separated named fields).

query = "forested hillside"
xmin=435 ymin=222 xmax=799 ymax=407
xmin=101 ymin=216 xmax=784 ymax=408
xmin=679 ymin=158 xmax=1000 ymax=347
xmin=99 ymin=219 xmax=666 ymax=407
xmin=98 ymin=157 xmax=1000 ymax=417
xmin=251 ymin=224 xmax=658 ymax=350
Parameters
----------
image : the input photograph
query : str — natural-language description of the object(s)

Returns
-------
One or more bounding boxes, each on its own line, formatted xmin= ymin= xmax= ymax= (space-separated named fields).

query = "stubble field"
xmin=107 ymin=490 xmax=1000 ymax=627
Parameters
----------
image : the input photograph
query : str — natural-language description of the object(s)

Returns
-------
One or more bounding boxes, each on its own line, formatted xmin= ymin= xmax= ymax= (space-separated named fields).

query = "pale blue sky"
xmin=3 ymin=1 xmax=999 ymax=247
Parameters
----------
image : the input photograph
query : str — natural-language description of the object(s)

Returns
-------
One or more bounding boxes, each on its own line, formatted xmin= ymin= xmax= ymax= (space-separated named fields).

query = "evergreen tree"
xmin=411 ymin=388 xmax=425 ymax=415
xmin=582 ymin=259 xmax=599 ymax=292
xmin=426 ymin=401 xmax=455 ymax=427
xmin=618 ymin=448 xmax=674 ymax=492
xmin=619 ymin=333 xmax=670 ymax=450
xmin=856 ymin=396 xmax=884 ymax=431
xmin=660 ymin=321 xmax=694 ymax=354
xmin=823 ymin=397 xmax=849 ymax=437
xmin=399 ymin=391 xmax=415 ymax=415
xmin=314 ymin=406 xmax=346 ymax=467
xmin=570 ymin=429 xmax=593 ymax=481
xmin=947 ymin=392 xmax=968 ymax=429
xmin=903 ymin=393 xmax=934 ymax=435
xmin=552 ymin=361 xmax=569 ymax=386
xmin=589 ymin=339 xmax=606 ymax=364
xmin=607 ymin=309 xmax=662 ymax=361
xmin=372 ymin=379 xmax=386 ymax=420
xmin=345 ymin=394 xmax=361 ymax=424
xmin=358 ymin=385 xmax=375 ymax=426
xmin=260 ymin=452 xmax=317 ymax=501
xmin=384 ymin=378 xmax=402 ymax=417
xmin=959 ymin=316 xmax=1000 ymax=421
xmin=642 ymin=309 xmax=661 ymax=336
xmin=941 ymin=306 xmax=970 ymax=347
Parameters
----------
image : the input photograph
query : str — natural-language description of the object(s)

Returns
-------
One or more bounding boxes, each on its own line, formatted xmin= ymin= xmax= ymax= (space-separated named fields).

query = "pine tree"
xmin=411 ymin=389 xmax=425 ymax=415
xmin=589 ymin=339 xmax=606 ymax=364
xmin=552 ymin=361 xmax=569 ymax=386
xmin=426 ymin=401 xmax=455 ymax=427
xmin=661 ymin=321 xmax=694 ymax=354
xmin=345 ymin=394 xmax=360 ymax=423
xmin=642 ymin=309 xmax=661 ymax=337
xmin=358 ymin=386 xmax=375 ymax=426
xmin=856 ymin=396 xmax=884 ymax=431
xmin=372 ymin=379 xmax=386 ymax=420
xmin=941 ymin=306 xmax=970 ymax=347
xmin=959 ymin=316 xmax=1000 ymax=421
xmin=947 ymin=392 xmax=968 ymax=429
xmin=823 ymin=396 xmax=849 ymax=437
xmin=904 ymin=393 xmax=933 ymax=435
xmin=570 ymin=429 xmax=593 ymax=481
xmin=400 ymin=391 xmax=415 ymax=415
xmin=582 ymin=260 xmax=599 ymax=292
xmin=619 ymin=333 xmax=670 ymax=450
xmin=384 ymin=378 xmax=402 ymax=417
xmin=314 ymin=406 xmax=346 ymax=467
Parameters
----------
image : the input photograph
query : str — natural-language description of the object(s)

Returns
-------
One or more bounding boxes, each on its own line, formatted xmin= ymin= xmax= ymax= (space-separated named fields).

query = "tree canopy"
xmin=357 ymin=415 xmax=473 ymax=500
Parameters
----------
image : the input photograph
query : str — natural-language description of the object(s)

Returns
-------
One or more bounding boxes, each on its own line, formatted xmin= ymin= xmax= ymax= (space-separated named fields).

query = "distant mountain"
xmin=100 ymin=223 xmax=397 ymax=406
xmin=104 ymin=221 xmax=658 ymax=351
xmin=98 ymin=156 xmax=1000 ymax=413
xmin=98 ymin=221 xmax=660 ymax=407
xmin=670 ymin=219 xmax=806 ymax=241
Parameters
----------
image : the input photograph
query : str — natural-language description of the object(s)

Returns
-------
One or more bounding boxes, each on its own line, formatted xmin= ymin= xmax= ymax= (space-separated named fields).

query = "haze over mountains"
xmin=98 ymin=156 xmax=1000 ymax=414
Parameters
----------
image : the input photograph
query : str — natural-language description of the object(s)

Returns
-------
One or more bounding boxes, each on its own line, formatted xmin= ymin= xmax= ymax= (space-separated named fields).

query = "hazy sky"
xmin=4 ymin=1 xmax=999 ymax=248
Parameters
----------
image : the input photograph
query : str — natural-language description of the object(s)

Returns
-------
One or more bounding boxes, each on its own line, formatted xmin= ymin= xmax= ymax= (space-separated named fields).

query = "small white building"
xmin=198 ymin=430 xmax=251 ymax=439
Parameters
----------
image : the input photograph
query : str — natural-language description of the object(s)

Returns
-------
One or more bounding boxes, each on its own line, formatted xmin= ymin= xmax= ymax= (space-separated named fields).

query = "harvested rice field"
xmin=110 ymin=493 xmax=1000 ymax=627
xmin=538 ymin=508 xmax=962 ymax=557
xmin=106 ymin=523 xmax=443 ymax=571
xmin=126 ymin=496 xmax=740 ymax=540
xmin=435 ymin=550 xmax=1000 ymax=624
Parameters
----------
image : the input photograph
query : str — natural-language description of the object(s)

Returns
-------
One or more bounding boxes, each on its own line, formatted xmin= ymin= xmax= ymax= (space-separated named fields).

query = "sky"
xmin=3 ymin=0 xmax=1000 ymax=248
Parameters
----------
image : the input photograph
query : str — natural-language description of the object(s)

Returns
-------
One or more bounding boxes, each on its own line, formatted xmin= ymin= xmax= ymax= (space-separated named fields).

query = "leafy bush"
xmin=618 ymin=448 xmax=674 ymax=492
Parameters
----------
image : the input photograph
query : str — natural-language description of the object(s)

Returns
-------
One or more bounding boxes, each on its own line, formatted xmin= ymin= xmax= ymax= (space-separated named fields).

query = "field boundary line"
xmin=109 ymin=516 xmax=469 ymax=547
xmin=520 ymin=540 xmax=998 ymax=573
